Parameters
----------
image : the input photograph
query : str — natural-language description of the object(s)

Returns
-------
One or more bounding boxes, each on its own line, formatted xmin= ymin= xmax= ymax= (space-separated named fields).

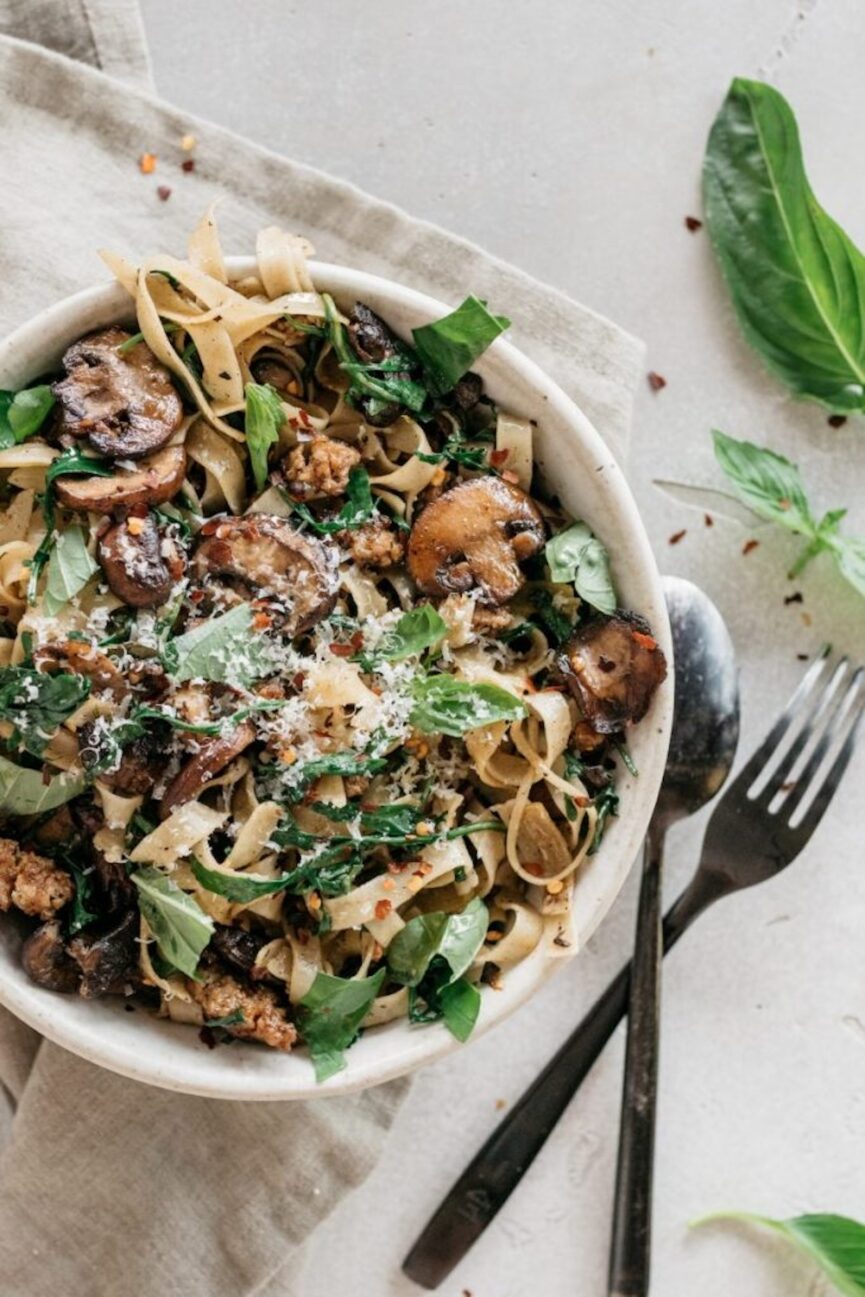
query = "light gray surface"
xmin=139 ymin=3 xmax=865 ymax=1295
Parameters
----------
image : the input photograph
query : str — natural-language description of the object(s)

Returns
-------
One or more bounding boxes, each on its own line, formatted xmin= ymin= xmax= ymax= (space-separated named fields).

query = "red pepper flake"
xmin=188 ymin=588 xmax=205 ymax=604
xmin=668 ymin=529 xmax=686 ymax=545
xmin=181 ymin=158 xmax=196 ymax=173
xmin=647 ymin=371 xmax=667 ymax=392
xmin=252 ymin=612 xmax=272 ymax=631
xmin=828 ymin=414 xmax=847 ymax=428
xmin=489 ymin=448 xmax=510 ymax=467
xmin=801 ymin=611 xmax=813 ymax=627
xmin=684 ymin=215 xmax=703 ymax=232
xmin=374 ymin=899 xmax=393 ymax=920
xmin=631 ymin=630 xmax=657 ymax=651
xmin=328 ymin=643 xmax=353 ymax=657
xmin=291 ymin=672 xmax=305 ymax=690
xmin=784 ymin=591 xmax=803 ymax=605
xmin=704 ymin=513 xmax=714 ymax=528
xmin=349 ymin=631 xmax=365 ymax=652
xmin=501 ymin=469 xmax=520 ymax=484
xmin=139 ymin=152 xmax=157 ymax=174
xmin=742 ymin=539 xmax=760 ymax=556
xmin=297 ymin=408 xmax=313 ymax=429
xmin=523 ymin=862 xmax=544 ymax=878
xmin=157 ymin=185 xmax=172 ymax=202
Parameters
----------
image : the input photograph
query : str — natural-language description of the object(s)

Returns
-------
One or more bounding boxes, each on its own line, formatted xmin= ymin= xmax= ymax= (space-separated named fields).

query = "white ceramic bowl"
xmin=0 ymin=259 xmax=672 ymax=1099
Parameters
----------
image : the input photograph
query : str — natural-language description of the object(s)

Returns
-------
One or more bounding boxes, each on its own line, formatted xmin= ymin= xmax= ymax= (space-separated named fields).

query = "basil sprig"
xmin=163 ymin=603 xmax=271 ymax=685
xmin=0 ymin=755 xmax=88 ymax=815
xmin=298 ymin=968 xmax=386 ymax=1081
xmin=704 ymin=78 xmax=865 ymax=413
xmin=0 ymin=385 xmax=55 ymax=448
xmin=545 ymin=522 xmax=616 ymax=615
xmin=291 ymin=464 xmax=376 ymax=535
xmin=409 ymin=674 xmax=526 ymax=737
xmin=389 ymin=899 xmax=488 ymax=1042
xmin=412 ymin=296 xmax=510 ymax=396
xmin=43 ymin=524 xmax=99 ymax=616
xmin=132 ymin=867 xmax=214 ymax=979
xmin=27 ymin=450 xmax=114 ymax=603
xmin=244 ymin=382 xmax=285 ymax=493
xmin=695 ymin=1213 xmax=865 ymax=1296
xmin=355 ymin=605 xmax=446 ymax=670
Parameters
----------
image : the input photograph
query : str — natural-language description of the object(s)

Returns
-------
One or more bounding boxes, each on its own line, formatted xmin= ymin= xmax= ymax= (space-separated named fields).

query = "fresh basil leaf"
xmin=831 ymin=534 xmax=865 ymax=597
xmin=245 ymin=382 xmax=285 ymax=493
xmin=410 ymin=675 xmax=525 ymax=737
xmin=0 ymin=755 xmax=88 ymax=815
xmin=388 ymin=897 xmax=488 ymax=987
xmin=0 ymin=385 xmax=55 ymax=448
xmin=545 ymin=522 xmax=616 ymax=614
xmin=43 ymin=525 xmax=99 ymax=616
xmin=131 ymin=866 xmax=214 ymax=979
xmin=190 ymin=855 xmax=294 ymax=903
xmin=697 ymin=1213 xmax=865 ymax=1297
xmin=164 ymin=603 xmax=269 ymax=685
xmin=0 ymin=667 xmax=90 ymax=757
xmin=439 ymin=977 xmax=481 ymax=1042
xmin=412 ymin=296 xmax=510 ymax=396
xmin=711 ymin=430 xmax=814 ymax=532
xmin=291 ymin=464 xmax=375 ymax=535
xmin=704 ymin=78 xmax=865 ymax=412
xmin=377 ymin=605 xmax=447 ymax=662
xmin=298 ymin=968 xmax=386 ymax=1081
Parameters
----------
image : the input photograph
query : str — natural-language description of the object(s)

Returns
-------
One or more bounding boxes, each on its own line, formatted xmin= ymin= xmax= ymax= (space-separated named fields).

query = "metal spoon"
xmin=404 ymin=577 xmax=740 ymax=1290
xmin=608 ymin=576 xmax=739 ymax=1297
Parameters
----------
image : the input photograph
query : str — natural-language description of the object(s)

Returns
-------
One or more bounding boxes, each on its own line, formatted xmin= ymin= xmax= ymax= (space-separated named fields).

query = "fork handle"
xmin=402 ymin=871 xmax=722 ymax=1291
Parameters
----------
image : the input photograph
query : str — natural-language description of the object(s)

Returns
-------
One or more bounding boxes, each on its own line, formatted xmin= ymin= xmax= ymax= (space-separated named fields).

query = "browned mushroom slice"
xmin=55 ymin=445 xmax=187 ymax=515
xmin=35 ymin=641 xmax=126 ymax=699
xmin=98 ymin=513 xmax=185 ymax=608
xmin=22 ymin=920 xmax=81 ymax=993
xmin=158 ymin=719 xmax=256 ymax=819
xmin=407 ymin=475 xmax=545 ymax=605
xmin=347 ymin=303 xmax=412 ymax=427
xmin=68 ymin=909 xmax=139 ymax=998
xmin=559 ymin=613 xmax=667 ymax=735
xmin=193 ymin=515 xmax=339 ymax=636
xmin=53 ymin=327 xmax=183 ymax=458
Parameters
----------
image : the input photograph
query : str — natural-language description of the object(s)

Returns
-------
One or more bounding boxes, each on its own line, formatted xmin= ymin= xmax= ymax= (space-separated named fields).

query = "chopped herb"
xmin=322 ymin=294 xmax=428 ymax=415
xmin=43 ymin=525 xmax=99 ymax=616
xmin=66 ymin=860 xmax=97 ymax=936
xmin=291 ymin=464 xmax=376 ymax=535
xmin=163 ymin=603 xmax=270 ymax=685
xmin=0 ymin=667 xmax=90 ymax=757
xmin=298 ymin=968 xmax=386 ymax=1081
xmin=0 ymin=756 xmax=88 ymax=816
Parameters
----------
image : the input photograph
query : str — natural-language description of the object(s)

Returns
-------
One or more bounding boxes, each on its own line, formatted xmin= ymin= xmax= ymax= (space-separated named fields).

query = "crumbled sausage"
xmin=339 ymin=516 xmax=405 ymax=569
xmin=0 ymin=839 xmax=74 ymax=920
xmin=284 ymin=434 xmax=360 ymax=499
xmin=343 ymin=774 xmax=371 ymax=798
xmin=472 ymin=605 xmax=513 ymax=633
xmin=187 ymin=972 xmax=297 ymax=1050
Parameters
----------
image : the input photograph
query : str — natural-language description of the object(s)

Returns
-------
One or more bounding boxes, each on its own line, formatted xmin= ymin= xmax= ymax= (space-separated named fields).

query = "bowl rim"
xmin=0 ymin=257 xmax=672 ymax=1099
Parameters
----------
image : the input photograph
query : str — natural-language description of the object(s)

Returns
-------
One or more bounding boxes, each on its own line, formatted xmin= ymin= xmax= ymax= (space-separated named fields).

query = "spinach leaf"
xmin=277 ymin=749 xmax=390 ymax=799
xmin=375 ymin=605 xmax=447 ymax=662
xmin=43 ymin=525 xmax=99 ymax=616
xmin=164 ymin=603 xmax=269 ymax=685
xmin=131 ymin=867 xmax=214 ymax=979
xmin=590 ymin=781 xmax=619 ymax=853
xmin=44 ymin=448 xmax=114 ymax=489
xmin=412 ymin=296 xmax=510 ymax=396
xmin=0 ymin=756 xmax=88 ymax=815
xmin=322 ymin=294 xmax=428 ymax=416
xmin=704 ymin=78 xmax=865 ymax=412
xmin=528 ymin=588 xmax=573 ymax=645
xmin=66 ymin=861 xmax=97 ymax=937
xmin=189 ymin=855 xmax=295 ymax=903
xmin=291 ymin=465 xmax=376 ymax=535
xmin=410 ymin=675 xmax=525 ymax=737
xmin=438 ymin=977 xmax=482 ymax=1042
xmin=0 ymin=667 xmax=91 ymax=757
xmin=244 ymin=382 xmax=285 ymax=492
xmin=696 ymin=1213 xmax=865 ymax=1296
xmin=388 ymin=897 xmax=488 ymax=987
xmin=545 ymin=522 xmax=616 ymax=614
xmin=0 ymin=385 xmax=55 ymax=448
xmin=298 ymin=968 xmax=386 ymax=1081
xmin=27 ymin=451 xmax=114 ymax=604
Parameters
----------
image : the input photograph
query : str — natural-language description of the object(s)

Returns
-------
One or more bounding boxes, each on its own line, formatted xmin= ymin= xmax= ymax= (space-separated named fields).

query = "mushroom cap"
xmin=55 ymin=445 xmax=187 ymax=514
xmin=98 ymin=514 xmax=185 ymax=608
xmin=158 ymin=720 xmax=256 ymax=819
xmin=53 ymin=327 xmax=184 ymax=458
xmin=193 ymin=514 xmax=339 ymax=636
xmin=21 ymin=920 xmax=80 ymax=993
xmin=407 ymin=475 xmax=545 ymax=605
xmin=68 ymin=908 xmax=139 ymax=998
xmin=559 ymin=612 xmax=667 ymax=735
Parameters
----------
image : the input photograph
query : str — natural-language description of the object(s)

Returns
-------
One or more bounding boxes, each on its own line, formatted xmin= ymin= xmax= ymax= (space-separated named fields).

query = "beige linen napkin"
xmin=0 ymin=6 xmax=644 ymax=1296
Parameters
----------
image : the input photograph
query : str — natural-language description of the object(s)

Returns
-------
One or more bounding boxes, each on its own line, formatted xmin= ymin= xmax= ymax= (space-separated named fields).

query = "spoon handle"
xmin=608 ymin=828 xmax=665 ymax=1297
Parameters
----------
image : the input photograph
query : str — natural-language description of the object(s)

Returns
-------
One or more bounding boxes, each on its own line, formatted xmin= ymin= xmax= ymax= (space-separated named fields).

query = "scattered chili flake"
xmin=387 ymin=860 xmax=408 ymax=875
xmin=328 ymin=643 xmax=353 ymax=657
xmin=180 ymin=133 xmax=197 ymax=151
xmin=684 ymin=215 xmax=703 ymax=232
xmin=704 ymin=513 xmax=714 ymax=528
xmin=279 ymin=747 xmax=297 ymax=765
xmin=252 ymin=611 xmax=272 ymax=630
xmin=375 ymin=899 xmax=393 ymax=920
xmin=181 ymin=158 xmax=196 ymax=173
xmin=189 ymin=588 xmax=205 ymax=604
xmin=501 ymin=469 xmax=520 ymax=484
xmin=647 ymin=371 xmax=667 ymax=392
xmin=784 ymin=591 xmax=804 ymax=606
xmin=308 ymin=892 xmax=322 ymax=912
xmin=489 ymin=448 xmax=510 ymax=467
xmin=349 ymin=630 xmax=365 ymax=652
xmin=668 ymin=528 xmax=686 ymax=545
xmin=801 ymin=611 xmax=813 ymax=627
xmin=742 ymin=539 xmax=760 ymax=556
xmin=631 ymin=630 xmax=657 ymax=651
xmin=291 ymin=672 xmax=305 ymax=690
xmin=494 ymin=1100 xmax=506 ymax=1112
xmin=157 ymin=185 xmax=172 ymax=202
xmin=381 ymin=878 xmax=396 ymax=892
xmin=126 ymin=516 xmax=146 ymax=537
xmin=139 ymin=152 xmax=157 ymax=174
xmin=828 ymin=414 xmax=847 ymax=429
xmin=523 ymin=862 xmax=544 ymax=878
xmin=485 ymin=930 xmax=503 ymax=943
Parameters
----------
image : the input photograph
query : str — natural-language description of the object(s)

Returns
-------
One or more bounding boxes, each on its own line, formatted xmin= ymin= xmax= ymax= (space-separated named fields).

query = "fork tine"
xmin=732 ymin=645 xmax=831 ymax=794
xmin=755 ymin=657 xmax=850 ymax=805
xmin=785 ymin=689 xmax=865 ymax=843
xmin=781 ymin=668 xmax=864 ymax=826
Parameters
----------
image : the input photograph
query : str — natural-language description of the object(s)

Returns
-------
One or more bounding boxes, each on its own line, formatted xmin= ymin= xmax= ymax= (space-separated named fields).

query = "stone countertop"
xmin=139 ymin=2 xmax=865 ymax=1293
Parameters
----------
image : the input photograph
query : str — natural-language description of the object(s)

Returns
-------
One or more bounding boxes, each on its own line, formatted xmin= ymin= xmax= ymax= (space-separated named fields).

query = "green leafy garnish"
xmin=695 ymin=1212 xmax=865 ymax=1296
xmin=528 ymin=588 xmax=573 ymax=645
xmin=44 ymin=448 xmax=114 ymax=489
xmin=322 ymin=294 xmax=428 ymax=416
xmin=131 ymin=867 xmax=214 ymax=979
xmin=410 ymin=675 xmax=525 ymax=737
xmin=0 ymin=386 xmax=55 ymax=448
xmin=66 ymin=861 xmax=97 ymax=937
xmin=244 ymin=382 xmax=285 ymax=493
xmin=163 ymin=603 xmax=270 ymax=685
xmin=704 ymin=78 xmax=865 ymax=413
xmin=0 ymin=756 xmax=88 ymax=815
xmin=0 ymin=667 xmax=91 ymax=757
xmin=205 ymin=1010 xmax=245 ymax=1029
xmin=373 ymin=605 xmax=447 ymax=663
xmin=43 ymin=525 xmax=99 ymax=616
xmin=545 ymin=522 xmax=616 ymax=614
xmin=713 ymin=430 xmax=865 ymax=594
xmin=412 ymin=296 xmax=510 ymax=396
xmin=291 ymin=464 xmax=376 ymax=535
xmin=26 ymin=451 xmax=114 ymax=604
xmin=438 ymin=978 xmax=482 ymax=1042
xmin=298 ymin=968 xmax=386 ymax=1081
xmin=189 ymin=855 xmax=296 ymax=903
xmin=388 ymin=898 xmax=488 ymax=987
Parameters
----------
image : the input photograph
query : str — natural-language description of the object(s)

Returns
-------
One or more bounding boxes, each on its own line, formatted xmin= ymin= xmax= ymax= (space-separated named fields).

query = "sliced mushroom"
xmin=53 ymin=327 xmax=183 ymax=458
xmin=347 ymin=303 xmax=413 ymax=426
xmin=92 ymin=849 xmax=136 ymax=914
xmin=193 ymin=515 xmax=339 ymax=635
xmin=78 ymin=721 xmax=165 ymax=797
xmin=158 ymin=720 xmax=256 ymax=819
xmin=21 ymin=920 xmax=80 ymax=993
xmin=559 ymin=612 xmax=667 ymax=735
xmin=35 ymin=641 xmax=126 ymax=699
xmin=212 ymin=924 xmax=269 ymax=977
xmin=68 ymin=908 xmax=138 ymax=998
xmin=98 ymin=513 xmax=185 ymax=608
xmin=407 ymin=475 xmax=545 ymax=605
xmin=55 ymin=445 xmax=187 ymax=514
